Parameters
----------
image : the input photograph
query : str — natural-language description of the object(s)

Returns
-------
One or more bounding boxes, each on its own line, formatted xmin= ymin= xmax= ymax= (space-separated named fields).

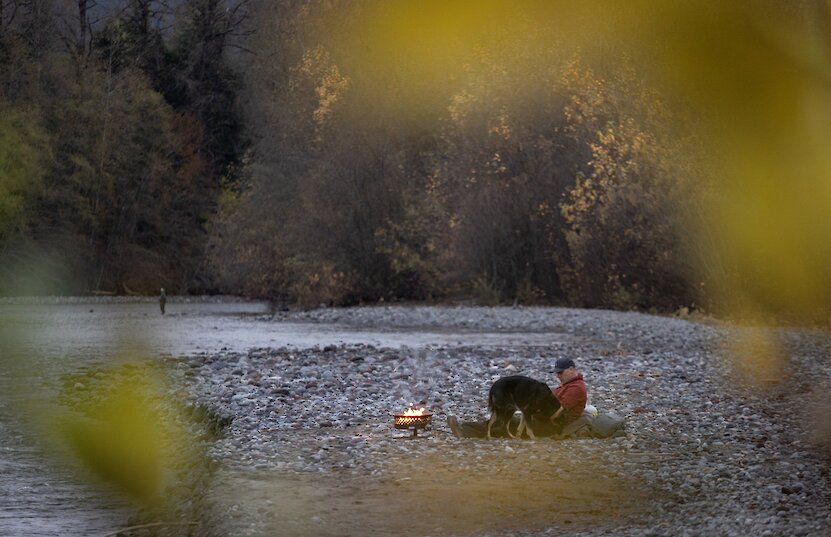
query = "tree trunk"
xmin=77 ymin=0 xmax=87 ymax=57
xmin=138 ymin=0 xmax=150 ymax=36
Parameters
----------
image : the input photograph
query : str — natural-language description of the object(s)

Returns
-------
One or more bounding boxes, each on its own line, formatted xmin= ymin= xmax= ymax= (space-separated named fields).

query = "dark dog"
xmin=487 ymin=375 xmax=563 ymax=439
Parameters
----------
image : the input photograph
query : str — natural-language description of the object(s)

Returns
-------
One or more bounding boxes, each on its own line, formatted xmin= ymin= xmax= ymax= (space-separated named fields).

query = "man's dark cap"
xmin=554 ymin=358 xmax=576 ymax=373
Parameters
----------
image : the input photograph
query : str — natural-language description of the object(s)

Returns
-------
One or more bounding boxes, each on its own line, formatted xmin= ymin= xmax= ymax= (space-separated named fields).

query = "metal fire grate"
xmin=392 ymin=411 xmax=433 ymax=438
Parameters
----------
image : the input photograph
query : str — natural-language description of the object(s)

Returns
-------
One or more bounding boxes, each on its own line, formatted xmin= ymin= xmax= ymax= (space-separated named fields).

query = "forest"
xmin=2 ymin=0 xmax=830 ymax=322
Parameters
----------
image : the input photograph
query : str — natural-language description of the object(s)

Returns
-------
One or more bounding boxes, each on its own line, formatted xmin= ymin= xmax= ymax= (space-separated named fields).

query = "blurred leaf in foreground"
xmin=52 ymin=371 xmax=168 ymax=503
xmin=50 ymin=359 xmax=201 ymax=512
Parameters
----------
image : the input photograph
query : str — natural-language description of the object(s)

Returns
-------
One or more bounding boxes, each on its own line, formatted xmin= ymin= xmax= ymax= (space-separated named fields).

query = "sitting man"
xmin=447 ymin=357 xmax=589 ymax=439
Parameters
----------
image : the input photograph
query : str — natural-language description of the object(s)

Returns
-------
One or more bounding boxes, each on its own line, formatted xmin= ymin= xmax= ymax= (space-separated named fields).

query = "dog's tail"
xmin=487 ymin=389 xmax=493 ymax=411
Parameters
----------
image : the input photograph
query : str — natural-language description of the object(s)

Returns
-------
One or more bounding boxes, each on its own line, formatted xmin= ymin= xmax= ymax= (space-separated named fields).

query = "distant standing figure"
xmin=159 ymin=288 xmax=166 ymax=315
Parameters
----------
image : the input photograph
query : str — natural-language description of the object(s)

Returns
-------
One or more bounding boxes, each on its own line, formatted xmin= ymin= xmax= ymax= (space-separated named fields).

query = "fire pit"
xmin=392 ymin=406 xmax=433 ymax=438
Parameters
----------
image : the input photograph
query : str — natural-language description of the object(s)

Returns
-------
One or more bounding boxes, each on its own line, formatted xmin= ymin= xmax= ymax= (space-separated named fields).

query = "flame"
xmin=402 ymin=406 xmax=427 ymax=416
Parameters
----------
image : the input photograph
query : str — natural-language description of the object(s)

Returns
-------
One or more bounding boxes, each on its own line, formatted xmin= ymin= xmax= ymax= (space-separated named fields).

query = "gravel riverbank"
xmin=167 ymin=306 xmax=831 ymax=536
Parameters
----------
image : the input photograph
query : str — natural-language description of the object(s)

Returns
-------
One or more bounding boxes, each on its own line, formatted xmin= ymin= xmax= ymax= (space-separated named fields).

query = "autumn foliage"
xmin=209 ymin=3 xmax=707 ymax=310
xmin=4 ymin=1 xmax=831 ymax=321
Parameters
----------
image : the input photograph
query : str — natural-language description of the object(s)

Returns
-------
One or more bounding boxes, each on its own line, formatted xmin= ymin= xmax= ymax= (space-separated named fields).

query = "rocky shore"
xmin=166 ymin=306 xmax=831 ymax=536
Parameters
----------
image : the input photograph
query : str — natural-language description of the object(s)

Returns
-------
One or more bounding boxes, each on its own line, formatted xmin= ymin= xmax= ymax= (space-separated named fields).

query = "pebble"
xmin=170 ymin=305 xmax=831 ymax=537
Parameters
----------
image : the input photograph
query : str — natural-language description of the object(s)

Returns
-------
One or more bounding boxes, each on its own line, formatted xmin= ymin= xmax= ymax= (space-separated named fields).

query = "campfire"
xmin=392 ymin=405 xmax=433 ymax=438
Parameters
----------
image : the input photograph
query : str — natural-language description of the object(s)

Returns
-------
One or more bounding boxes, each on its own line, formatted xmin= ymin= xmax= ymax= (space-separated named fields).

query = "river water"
xmin=0 ymin=299 xmax=564 ymax=537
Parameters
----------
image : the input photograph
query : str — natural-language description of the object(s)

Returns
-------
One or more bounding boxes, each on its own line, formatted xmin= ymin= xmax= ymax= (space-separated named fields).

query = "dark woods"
xmin=0 ymin=1 xmax=710 ymax=312
xmin=0 ymin=0 xmax=248 ymax=294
